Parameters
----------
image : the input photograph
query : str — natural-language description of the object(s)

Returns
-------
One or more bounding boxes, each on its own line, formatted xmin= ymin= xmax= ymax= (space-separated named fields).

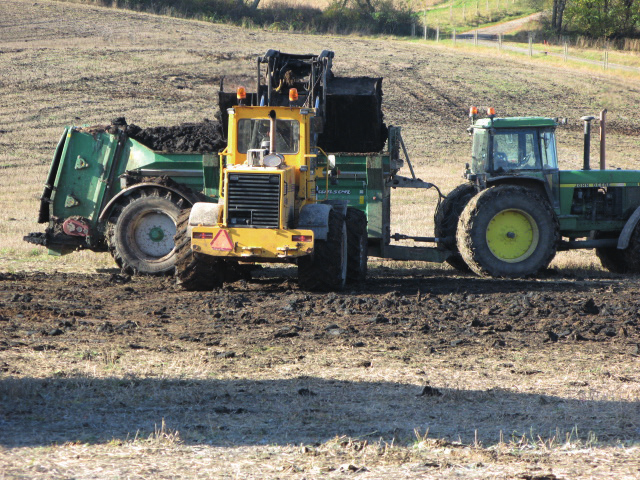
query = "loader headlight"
xmin=264 ymin=155 xmax=284 ymax=168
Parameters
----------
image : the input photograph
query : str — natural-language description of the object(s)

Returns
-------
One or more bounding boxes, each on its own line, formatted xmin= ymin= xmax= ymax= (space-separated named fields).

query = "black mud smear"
xmin=115 ymin=117 xmax=226 ymax=153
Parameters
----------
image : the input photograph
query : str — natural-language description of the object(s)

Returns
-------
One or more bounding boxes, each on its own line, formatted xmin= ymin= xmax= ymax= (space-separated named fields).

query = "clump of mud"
xmin=112 ymin=117 xmax=226 ymax=153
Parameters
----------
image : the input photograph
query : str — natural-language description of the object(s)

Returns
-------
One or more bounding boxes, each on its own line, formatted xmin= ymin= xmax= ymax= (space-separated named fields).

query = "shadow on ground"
xmin=1 ymin=376 xmax=637 ymax=448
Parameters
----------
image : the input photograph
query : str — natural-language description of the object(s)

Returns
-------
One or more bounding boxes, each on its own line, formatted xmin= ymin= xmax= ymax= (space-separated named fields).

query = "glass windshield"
xmin=491 ymin=129 xmax=540 ymax=173
xmin=237 ymin=119 xmax=299 ymax=154
xmin=540 ymin=129 xmax=558 ymax=169
xmin=471 ymin=129 xmax=489 ymax=173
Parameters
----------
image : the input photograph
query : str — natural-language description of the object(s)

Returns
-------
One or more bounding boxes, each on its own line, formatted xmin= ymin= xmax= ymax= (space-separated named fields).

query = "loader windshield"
xmin=237 ymin=119 xmax=299 ymax=154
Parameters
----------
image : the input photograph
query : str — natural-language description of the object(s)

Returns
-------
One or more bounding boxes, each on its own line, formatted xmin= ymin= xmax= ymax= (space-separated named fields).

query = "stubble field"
xmin=1 ymin=0 xmax=640 ymax=478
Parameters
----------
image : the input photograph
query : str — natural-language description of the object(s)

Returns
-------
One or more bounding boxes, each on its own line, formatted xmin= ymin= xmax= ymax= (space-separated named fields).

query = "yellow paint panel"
xmin=192 ymin=227 xmax=314 ymax=260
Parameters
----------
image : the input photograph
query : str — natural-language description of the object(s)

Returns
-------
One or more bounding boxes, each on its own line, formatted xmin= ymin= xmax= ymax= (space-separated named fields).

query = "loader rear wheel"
xmin=108 ymin=189 xmax=184 ymax=275
xmin=457 ymin=185 xmax=559 ymax=278
xmin=346 ymin=207 xmax=367 ymax=284
xmin=174 ymin=209 xmax=223 ymax=291
xmin=434 ymin=183 xmax=476 ymax=272
xmin=298 ymin=208 xmax=347 ymax=291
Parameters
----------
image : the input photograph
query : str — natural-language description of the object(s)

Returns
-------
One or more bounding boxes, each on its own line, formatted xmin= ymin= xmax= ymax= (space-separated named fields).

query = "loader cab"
xmin=468 ymin=117 xmax=558 ymax=178
xmin=218 ymin=100 xmax=321 ymax=230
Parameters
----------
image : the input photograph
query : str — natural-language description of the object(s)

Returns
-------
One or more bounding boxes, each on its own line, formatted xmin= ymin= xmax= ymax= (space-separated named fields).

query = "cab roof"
xmin=473 ymin=117 xmax=557 ymax=129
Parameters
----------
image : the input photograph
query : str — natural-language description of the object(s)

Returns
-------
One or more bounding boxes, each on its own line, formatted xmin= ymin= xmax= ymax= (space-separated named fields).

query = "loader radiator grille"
xmin=227 ymin=173 xmax=280 ymax=228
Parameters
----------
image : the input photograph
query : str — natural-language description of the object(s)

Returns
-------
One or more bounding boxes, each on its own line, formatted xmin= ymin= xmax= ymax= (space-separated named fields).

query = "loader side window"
xmin=237 ymin=119 xmax=299 ymax=154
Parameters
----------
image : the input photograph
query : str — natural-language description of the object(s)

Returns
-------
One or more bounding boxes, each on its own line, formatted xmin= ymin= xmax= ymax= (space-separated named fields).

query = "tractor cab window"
xmin=539 ymin=129 xmax=558 ymax=169
xmin=471 ymin=129 xmax=489 ymax=173
xmin=491 ymin=129 xmax=540 ymax=173
xmin=237 ymin=119 xmax=300 ymax=154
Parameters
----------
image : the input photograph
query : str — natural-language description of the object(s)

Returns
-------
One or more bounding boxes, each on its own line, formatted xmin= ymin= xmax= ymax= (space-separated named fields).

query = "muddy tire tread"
xmin=457 ymin=185 xmax=559 ymax=278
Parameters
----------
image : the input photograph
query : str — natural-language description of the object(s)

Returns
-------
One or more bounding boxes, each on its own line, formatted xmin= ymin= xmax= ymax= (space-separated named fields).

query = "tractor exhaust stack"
xmin=581 ymin=115 xmax=596 ymax=171
xmin=600 ymin=109 xmax=607 ymax=170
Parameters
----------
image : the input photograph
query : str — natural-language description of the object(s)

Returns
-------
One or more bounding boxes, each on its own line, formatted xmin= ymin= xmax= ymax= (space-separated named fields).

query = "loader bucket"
xmin=217 ymin=78 xmax=386 ymax=154
xmin=319 ymin=77 xmax=386 ymax=153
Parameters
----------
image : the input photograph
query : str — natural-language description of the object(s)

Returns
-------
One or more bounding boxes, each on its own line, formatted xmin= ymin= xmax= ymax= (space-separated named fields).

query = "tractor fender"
xmin=617 ymin=205 xmax=640 ymax=249
xmin=298 ymin=204 xmax=334 ymax=240
xmin=189 ymin=202 xmax=222 ymax=227
xmin=98 ymin=182 xmax=196 ymax=222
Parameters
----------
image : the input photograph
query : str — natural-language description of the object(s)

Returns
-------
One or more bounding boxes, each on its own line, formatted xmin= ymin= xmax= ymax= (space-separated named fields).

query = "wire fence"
xmin=411 ymin=25 xmax=640 ymax=73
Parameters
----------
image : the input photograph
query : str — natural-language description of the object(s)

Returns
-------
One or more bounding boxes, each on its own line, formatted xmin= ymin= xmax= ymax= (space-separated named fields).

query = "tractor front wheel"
xmin=434 ymin=182 xmax=476 ymax=271
xmin=457 ymin=185 xmax=559 ymax=278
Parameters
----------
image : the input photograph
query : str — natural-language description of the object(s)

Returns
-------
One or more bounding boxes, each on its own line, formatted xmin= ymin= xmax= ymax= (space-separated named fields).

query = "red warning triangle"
xmin=210 ymin=230 xmax=233 ymax=251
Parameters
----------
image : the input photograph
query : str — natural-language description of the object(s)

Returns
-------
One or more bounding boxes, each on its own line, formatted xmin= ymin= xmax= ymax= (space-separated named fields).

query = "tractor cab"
xmin=467 ymin=111 xmax=558 ymax=181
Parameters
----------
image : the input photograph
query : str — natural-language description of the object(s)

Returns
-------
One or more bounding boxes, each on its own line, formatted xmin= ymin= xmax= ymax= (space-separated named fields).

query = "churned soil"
xmin=1 ymin=267 xmax=639 ymax=460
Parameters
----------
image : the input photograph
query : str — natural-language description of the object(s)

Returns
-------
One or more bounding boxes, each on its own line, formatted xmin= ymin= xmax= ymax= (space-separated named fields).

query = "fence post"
xmin=528 ymin=32 xmax=533 ymax=56
xmin=453 ymin=29 xmax=456 ymax=45
xmin=423 ymin=24 xmax=427 ymax=41
xmin=436 ymin=26 xmax=440 ymax=42
xmin=411 ymin=23 xmax=416 ymax=38
xmin=498 ymin=33 xmax=502 ymax=50
xmin=563 ymin=41 xmax=568 ymax=62
xmin=474 ymin=29 xmax=478 ymax=46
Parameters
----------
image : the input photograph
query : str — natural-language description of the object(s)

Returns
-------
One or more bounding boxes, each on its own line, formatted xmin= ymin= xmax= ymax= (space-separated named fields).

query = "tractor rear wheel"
xmin=434 ymin=182 xmax=476 ymax=271
xmin=346 ymin=207 xmax=367 ymax=284
xmin=595 ymin=232 xmax=627 ymax=273
xmin=298 ymin=208 xmax=347 ymax=291
xmin=108 ymin=189 xmax=184 ymax=275
xmin=174 ymin=208 xmax=223 ymax=291
xmin=457 ymin=185 xmax=559 ymax=278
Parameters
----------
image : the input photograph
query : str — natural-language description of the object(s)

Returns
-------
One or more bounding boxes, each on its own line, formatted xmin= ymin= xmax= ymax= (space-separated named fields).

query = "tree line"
xmin=550 ymin=0 xmax=640 ymax=38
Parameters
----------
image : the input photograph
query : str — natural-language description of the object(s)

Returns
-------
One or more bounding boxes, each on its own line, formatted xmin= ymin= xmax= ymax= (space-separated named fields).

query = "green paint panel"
xmin=51 ymin=130 xmax=119 ymax=226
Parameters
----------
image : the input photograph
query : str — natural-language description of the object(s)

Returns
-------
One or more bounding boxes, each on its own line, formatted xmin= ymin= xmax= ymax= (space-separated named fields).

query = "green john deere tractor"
xmin=435 ymin=109 xmax=640 ymax=277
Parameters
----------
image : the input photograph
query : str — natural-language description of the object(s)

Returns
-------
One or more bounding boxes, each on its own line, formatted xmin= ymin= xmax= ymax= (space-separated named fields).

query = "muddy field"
xmin=2 ymin=267 xmax=640 ymax=478
xmin=2 ymin=0 xmax=640 ymax=478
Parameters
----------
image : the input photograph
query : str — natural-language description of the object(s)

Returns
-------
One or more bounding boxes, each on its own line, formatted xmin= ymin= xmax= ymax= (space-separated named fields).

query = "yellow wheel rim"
xmin=486 ymin=209 xmax=539 ymax=263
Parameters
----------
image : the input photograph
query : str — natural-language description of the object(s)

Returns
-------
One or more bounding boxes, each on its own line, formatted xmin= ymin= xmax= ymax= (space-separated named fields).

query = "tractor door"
xmin=539 ymin=127 xmax=560 ymax=210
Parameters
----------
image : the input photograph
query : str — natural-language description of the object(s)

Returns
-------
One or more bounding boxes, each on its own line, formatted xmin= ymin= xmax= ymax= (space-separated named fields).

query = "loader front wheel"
xmin=174 ymin=208 xmax=223 ymax=291
xmin=108 ymin=189 xmax=184 ymax=275
xmin=434 ymin=182 xmax=476 ymax=271
xmin=346 ymin=207 xmax=367 ymax=284
xmin=457 ymin=185 xmax=558 ymax=278
xmin=298 ymin=208 xmax=347 ymax=291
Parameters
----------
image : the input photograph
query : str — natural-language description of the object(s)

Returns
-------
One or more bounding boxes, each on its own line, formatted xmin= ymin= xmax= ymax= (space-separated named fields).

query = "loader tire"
xmin=108 ymin=189 xmax=184 ymax=275
xmin=174 ymin=209 xmax=223 ymax=291
xmin=298 ymin=208 xmax=347 ymax=291
xmin=346 ymin=207 xmax=367 ymax=284
xmin=457 ymin=185 xmax=559 ymax=278
xmin=434 ymin=182 xmax=476 ymax=272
